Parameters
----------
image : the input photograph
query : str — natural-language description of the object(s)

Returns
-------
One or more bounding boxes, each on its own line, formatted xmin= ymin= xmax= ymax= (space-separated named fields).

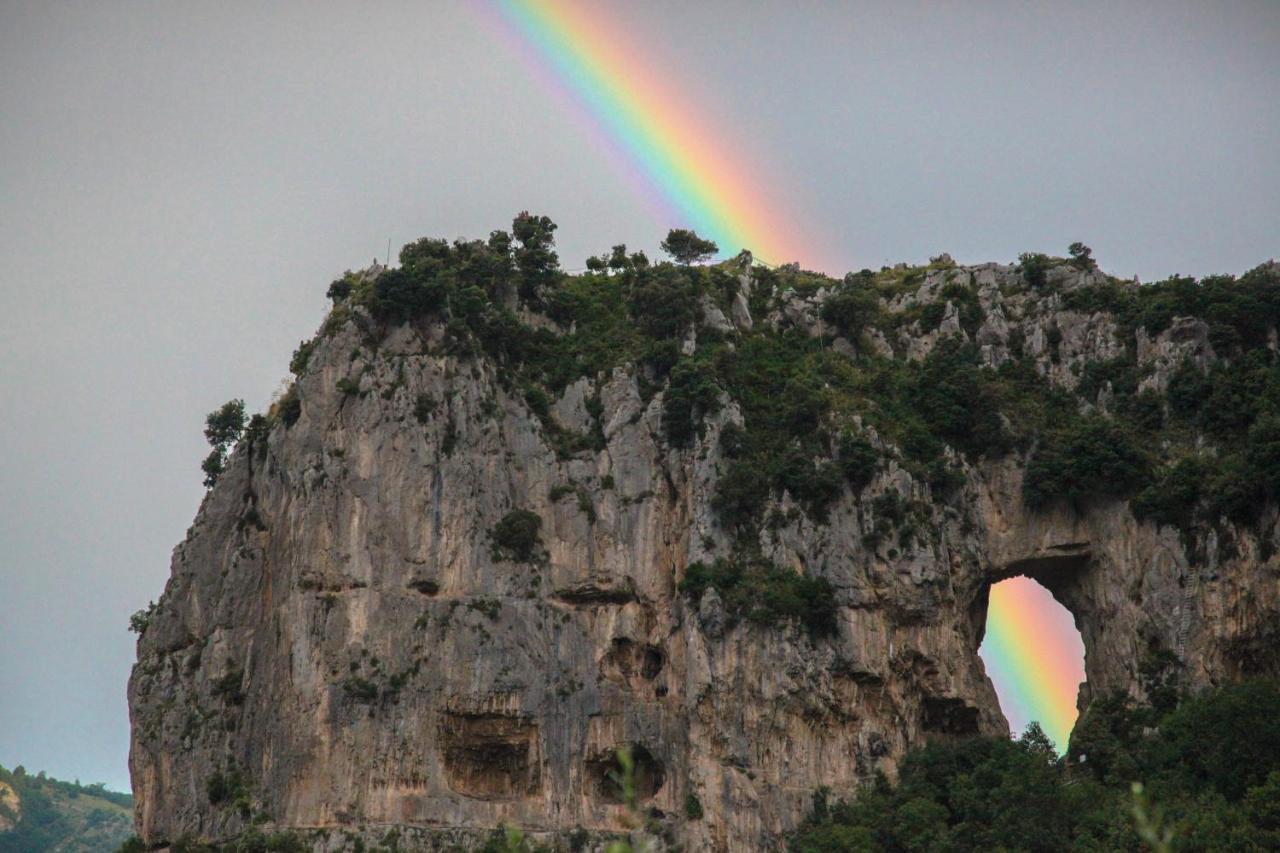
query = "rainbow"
xmin=979 ymin=576 xmax=1086 ymax=751
xmin=482 ymin=0 xmax=818 ymax=268
xmin=485 ymin=0 xmax=1086 ymax=750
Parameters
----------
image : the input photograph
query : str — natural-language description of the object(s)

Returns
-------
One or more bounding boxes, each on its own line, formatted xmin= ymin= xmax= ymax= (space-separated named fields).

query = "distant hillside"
xmin=0 ymin=764 xmax=133 ymax=853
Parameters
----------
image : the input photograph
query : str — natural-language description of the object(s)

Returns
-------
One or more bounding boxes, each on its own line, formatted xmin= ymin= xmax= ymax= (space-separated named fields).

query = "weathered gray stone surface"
xmin=129 ymin=262 xmax=1280 ymax=851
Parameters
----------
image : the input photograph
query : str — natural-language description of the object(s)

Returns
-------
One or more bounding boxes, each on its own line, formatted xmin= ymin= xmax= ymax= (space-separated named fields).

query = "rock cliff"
xmin=129 ymin=233 xmax=1280 ymax=850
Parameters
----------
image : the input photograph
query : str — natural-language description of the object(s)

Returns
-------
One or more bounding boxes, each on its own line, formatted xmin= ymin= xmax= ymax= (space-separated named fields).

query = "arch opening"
xmin=977 ymin=575 xmax=1086 ymax=752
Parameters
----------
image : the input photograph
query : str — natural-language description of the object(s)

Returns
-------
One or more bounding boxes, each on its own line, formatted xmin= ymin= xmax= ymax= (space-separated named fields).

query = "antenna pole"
xmin=386 ymin=238 xmax=392 ymax=266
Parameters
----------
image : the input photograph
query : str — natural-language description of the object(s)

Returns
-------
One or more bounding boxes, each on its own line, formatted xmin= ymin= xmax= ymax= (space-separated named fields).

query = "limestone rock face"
xmin=0 ymin=781 xmax=20 ymax=832
xmin=129 ymin=260 xmax=1280 ymax=851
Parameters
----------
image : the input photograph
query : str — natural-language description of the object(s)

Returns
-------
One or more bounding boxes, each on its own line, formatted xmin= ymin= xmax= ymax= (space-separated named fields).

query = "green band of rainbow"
xmin=487 ymin=0 xmax=816 ymax=267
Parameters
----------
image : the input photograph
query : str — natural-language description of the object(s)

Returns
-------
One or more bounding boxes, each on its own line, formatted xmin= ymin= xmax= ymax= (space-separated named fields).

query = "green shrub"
xmin=275 ymin=386 xmax=301 ymax=428
xmin=820 ymin=285 xmax=880 ymax=338
xmin=326 ymin=277 xmax=353 ymax=303
xmin=792 ymin=682 xmax=1280 ymax=853
xmin=200 ymin=449 xmax=226 ymax=489
xmin=523 ymin=384 xmax=551 ymax=419
xmin=1062 ymin=282 xmax=1130 ymax=315
xmin=919 ymin=301 xmax=946 ymax=333
xmin=342 ymin=676 xmax=378 ymax=702
xmin=212 ymin=667 xmax=245 ymax=705
xmin=685 ymin=793 xmax=704 ymax=820
xmin=201 ymin=399 xmax=247 ymax=487
xmin=206 ymin=768 xmax=248 ymax=811
xmin=662 ymin=358 xmax=721 ymax=448
xmin=1068 ymin=242 xmax=1096 ymax=270
xmin=492 ymin=509 xmax=542 ymax=562
xmin=1204 ymin=452 xmax=1266 ymax=525
xmin=679 ymin=558 xmax=837 ymax=638
xmin=1130 ymin=456 xmax=1209 ymax=532
xmin=1024 ymin=417 xmax=1151 ymax=507
xmin=289 ymin=339 xmax=317 ymax=376
xmin=413 ymin=393 xmax=436 ymax=424
xmin=512 ymin=212 xmax=559 ymax=299
xmin=1018 ymin=252 xmax=1052 ymax=289
xmin=777 ymin=450 xmax=844 ymax=520
xmin=911 ymin=339 xmax=1010 ymax=459
xmin=711 ymin=461 xmax=772 ymax=531
xmin=205 ymin=399 xmax=246 ymax=447
xmin=128 ymin=601 xmax=157 ymax=635
xmin=370 ymin=267 xmax=450 ymax=321
xmin=628 ymin=264 xmax=700 ymax=339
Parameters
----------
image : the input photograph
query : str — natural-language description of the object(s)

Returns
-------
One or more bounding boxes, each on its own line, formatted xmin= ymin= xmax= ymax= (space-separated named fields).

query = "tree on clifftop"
xmin=201 ymin=399 xmax=245 ymax=487
xmin=512 ymin=211 xmax=559 ymax=299
xmin=661 ymin=229 xmax=719 ymax=265
xmin=1069 ymin=241 xmax=1096 ymax=270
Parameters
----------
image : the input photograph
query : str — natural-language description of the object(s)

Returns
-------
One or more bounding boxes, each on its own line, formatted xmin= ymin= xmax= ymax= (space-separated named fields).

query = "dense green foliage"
xmin=245 ymin=220 xmax=1279 ymax=642
xmin=791 ymin=681 xmax=1280 ymax=852
xmin=0 ymin=764 xmax=133 ymax=853
xmin=491 ymin=509 xmax=543 ymax=562
xmin=1046 ymin=264 xmax=1280 ymax=529
xmin=217 ymin=220 xmax=1280 ymax=548
xmin=820 ymin=281 xmax=881 ymax=338
xmin=679 ymin=557 xmax=837 ymax=637
xmin=201 ymin=398 xmax=246 ymax=487
xmin=1022 ymin=417 xmax=1151 ymax=508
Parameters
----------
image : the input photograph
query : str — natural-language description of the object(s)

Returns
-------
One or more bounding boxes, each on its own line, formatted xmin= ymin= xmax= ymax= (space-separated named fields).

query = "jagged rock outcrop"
xmin=129 ymin=249 xmax=1280 ymax=851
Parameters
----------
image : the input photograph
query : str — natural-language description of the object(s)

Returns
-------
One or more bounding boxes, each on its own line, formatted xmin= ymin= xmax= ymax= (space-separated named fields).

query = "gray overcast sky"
xmin=1 ymin=1 xmax=1276 ymax=792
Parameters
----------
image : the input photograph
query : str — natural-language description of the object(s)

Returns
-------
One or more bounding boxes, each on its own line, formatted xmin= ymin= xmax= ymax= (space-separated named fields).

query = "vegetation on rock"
xmin=0 ymin=764 xmax=133 ymax=853
xmin=200 ymin=399 xmax=245 ymax=487
xmin=679 ymin=557 xmax=837 ymax=638
xmin=492 ymin=509 xmax=543 ymax=563
xmin=203 ymin=215 xmax=1280 ymax=634
xmin=790 ymin=680 xmax=1280 ymax=852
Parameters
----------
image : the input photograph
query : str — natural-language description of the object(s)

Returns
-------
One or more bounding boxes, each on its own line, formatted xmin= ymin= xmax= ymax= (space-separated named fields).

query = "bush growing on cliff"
xmin=1130 ymin=456 xmax=1209 ymax=532
xmin=820 ymin=283 xmax=881 ymax=338
xmin=201 ymin=399 xmax=246 ymax=487
xmin=1018 ymin=252 xmax=1052 ymax=289
xmin=1023 ymin=416 xmax=1150 ymax=508
xmin=627 ymin=263 xmax=701 ymax=340
xmin=492 ymin=509 xmax=542 ymax=562
xmin=205 ymin=399 xmax=246 ymax=448
xmin=128 ymin=600 xmax=157 ymax=635
xmin=837 ymin=433 xmax=879 ymax=492
xmin=661 ymin=357 xmax=722 ymax=448
xmin=910 ymin=339 xmax=1010 ymax=458
xmin=680 ymin=558 xmax=837 ymax=638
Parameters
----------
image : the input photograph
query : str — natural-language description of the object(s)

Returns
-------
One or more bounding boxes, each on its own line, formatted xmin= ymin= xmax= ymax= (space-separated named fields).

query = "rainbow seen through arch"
xmin=481 ymin=0 xmax=819 ymax=268
xmin=980 ymin=576 xmax=1086 ymax=749
xmin=479 ymin=0 xmax=1087 ymax=752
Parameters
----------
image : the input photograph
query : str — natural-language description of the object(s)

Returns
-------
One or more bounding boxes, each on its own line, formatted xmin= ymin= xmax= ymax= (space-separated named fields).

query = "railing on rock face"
xmin=1176 ymin=578 xmax=1196 ymax=659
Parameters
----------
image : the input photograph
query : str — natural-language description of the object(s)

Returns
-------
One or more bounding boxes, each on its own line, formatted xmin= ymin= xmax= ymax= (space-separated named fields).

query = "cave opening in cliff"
xmin=978 ymin=575 xmax=1087 ymax=752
